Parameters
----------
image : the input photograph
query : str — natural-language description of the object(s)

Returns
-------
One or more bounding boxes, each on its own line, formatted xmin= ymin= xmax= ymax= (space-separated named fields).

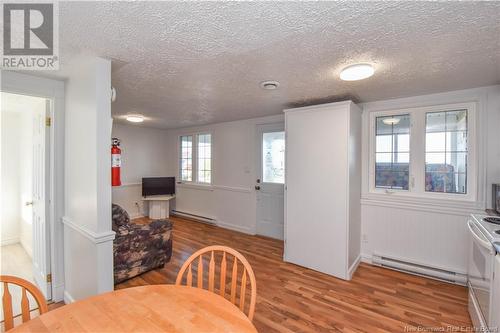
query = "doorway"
xmin=1 ymin=92 xmax=52 ymax=301
xmin=255 ymin=123 xmax=285 ymax=240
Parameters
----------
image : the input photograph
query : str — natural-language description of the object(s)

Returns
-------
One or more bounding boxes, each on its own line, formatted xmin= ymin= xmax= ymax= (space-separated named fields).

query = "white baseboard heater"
xmin=171 ymin=210 xmax=216 ymax=225
xmin=371 ymin=254 xmax=467 ymax=285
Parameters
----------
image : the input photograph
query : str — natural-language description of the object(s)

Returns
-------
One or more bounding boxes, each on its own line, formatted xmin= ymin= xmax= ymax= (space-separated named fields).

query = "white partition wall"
xmin=63 ymin=57 xmax=115 ymax=302
xmin=284 ymin=101 xmax=361 ymax=280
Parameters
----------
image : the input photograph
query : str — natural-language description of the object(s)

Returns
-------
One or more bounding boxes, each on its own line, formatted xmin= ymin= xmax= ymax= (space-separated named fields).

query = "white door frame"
xmin=1 ymin=71 xmax=65 ymax=302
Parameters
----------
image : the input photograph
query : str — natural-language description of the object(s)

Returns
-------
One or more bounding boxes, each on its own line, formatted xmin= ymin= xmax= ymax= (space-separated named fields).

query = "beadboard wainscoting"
xmin=62 ymin=217 xmax=115 ymax=302
xmin=361 ymin=200 xmax=478 ymax=277
xmin=174 ymin=184 xmax=256 ymax=235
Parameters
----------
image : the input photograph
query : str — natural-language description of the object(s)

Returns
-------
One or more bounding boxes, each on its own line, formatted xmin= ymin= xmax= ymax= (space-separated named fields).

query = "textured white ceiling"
xmin=58 ymin=1 xmax=500 ymax=129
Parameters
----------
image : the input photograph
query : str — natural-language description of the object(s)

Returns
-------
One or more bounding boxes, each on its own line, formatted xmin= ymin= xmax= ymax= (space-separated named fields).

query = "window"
xmin=375 ymin=114 xmax=410 ymax=190
xmin=370 ymin=103 xmax=475 ymax=200
xmin=197 ymin=134 xmax=212 ymax=184
xmin=180 ymin=135 xmax=193 ymax=182
xmin=262 ymin=131 xmax=285 ymax=184
xmin=179 ymin=133 xmax=212 ymax=184
xmin=425 ymin=110 xmax=467 ymax=194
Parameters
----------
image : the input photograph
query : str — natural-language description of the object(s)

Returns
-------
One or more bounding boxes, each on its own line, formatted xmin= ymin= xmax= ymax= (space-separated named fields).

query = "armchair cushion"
xmin=112 ymin=204 xmax=173 ymax=284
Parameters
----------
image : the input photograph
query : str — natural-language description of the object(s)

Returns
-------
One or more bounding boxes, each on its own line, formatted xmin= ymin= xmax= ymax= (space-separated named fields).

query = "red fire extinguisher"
xmin=111 ymin=138 xmax=122 ymax=186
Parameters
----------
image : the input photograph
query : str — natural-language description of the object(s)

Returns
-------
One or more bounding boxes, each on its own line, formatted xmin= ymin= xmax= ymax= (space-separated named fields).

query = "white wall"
xmin=63 ymin=57 xmax=115 ymax=302
xmin=111 ymin=124 xmax=170 ymax=218
xmin=1 ymin=111 xmax=21 ymax=246
xmin=163 ymin=114 xmax=284 ymax=234
xmin=360 ymin=85 xmax=500 ymax=275
xmin=1 ymin=106 xmax=35 ymax=257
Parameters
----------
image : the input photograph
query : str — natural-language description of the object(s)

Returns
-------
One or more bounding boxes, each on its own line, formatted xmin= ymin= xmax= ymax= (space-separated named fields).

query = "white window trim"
xmin=178 ymin=132 xmax=213 ymax=185
xmin=368 ymin=102 xmax=477 ymax=202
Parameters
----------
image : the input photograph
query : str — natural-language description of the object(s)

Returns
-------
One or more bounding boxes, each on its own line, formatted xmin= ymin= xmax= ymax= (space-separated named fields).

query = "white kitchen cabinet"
xmin=284 ymin=101 xmax=362 ymax=280
xmin=492 ymin=254 xmax=500 ymax=329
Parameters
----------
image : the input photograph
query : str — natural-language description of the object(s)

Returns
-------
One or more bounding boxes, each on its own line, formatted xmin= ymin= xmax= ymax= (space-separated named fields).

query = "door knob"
xmin=25 ymin=201 xmax=33 ymax=206
xmin=255 ymin=185 xmax=261 ymax=190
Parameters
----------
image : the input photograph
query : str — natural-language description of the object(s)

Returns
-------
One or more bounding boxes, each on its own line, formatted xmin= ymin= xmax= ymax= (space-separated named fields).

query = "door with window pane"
xmin=256 ymin=124 xmax=285 ymax=240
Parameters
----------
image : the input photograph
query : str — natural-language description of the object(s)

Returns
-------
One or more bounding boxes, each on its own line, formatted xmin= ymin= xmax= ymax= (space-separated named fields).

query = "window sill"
xmin=361 ymin=191 xmax=485 ymax=215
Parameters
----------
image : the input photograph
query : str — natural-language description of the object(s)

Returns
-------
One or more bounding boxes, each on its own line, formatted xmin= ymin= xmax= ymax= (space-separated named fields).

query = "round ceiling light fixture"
xmin=125 ymin=114 xmax=144 ymax=123
xmin=260 ymin=80 xmax=280 ymax=90
xmin=382 ymin=117 xmax=401 ymax=125
xmin=340 ymin=63 xmax=375 ymax=81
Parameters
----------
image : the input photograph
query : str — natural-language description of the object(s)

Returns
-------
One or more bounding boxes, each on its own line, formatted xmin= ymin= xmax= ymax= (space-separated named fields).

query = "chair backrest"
xmin=175 ymin=245 xmax=257 ymax=320
xmin=0 ymin=275 xmax=48 ymax=331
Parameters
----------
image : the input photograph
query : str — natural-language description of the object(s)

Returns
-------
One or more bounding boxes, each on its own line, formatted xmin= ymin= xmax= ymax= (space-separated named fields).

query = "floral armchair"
xmin=112 ymin=204 xmax=173 ymax=284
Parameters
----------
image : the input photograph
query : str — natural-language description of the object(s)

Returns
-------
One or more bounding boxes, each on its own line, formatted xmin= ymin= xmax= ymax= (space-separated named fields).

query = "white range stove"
xmin=468 ymin=214 xmax=500 ymax=332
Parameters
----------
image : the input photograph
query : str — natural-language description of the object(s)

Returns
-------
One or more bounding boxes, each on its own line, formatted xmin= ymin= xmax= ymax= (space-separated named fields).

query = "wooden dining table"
xmin=10 ymin=285 xmax=258 ymax=333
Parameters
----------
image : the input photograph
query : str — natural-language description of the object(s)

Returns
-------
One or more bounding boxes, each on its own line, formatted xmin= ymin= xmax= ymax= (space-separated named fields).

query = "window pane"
xmin=262 ymin=131 xmax=285 ymax=184
xmin=197 ymin=134 xmax=212 ymax=184
xmin=376 ymin=135 xmax=392 ymax=152
xmin=396 ymin=134 xmax=409 ymax=152
xmin=180 ymin=135 xmax=193 ymax=181
xmin=426 ymin=112 xmax=446 ymax=132
xmin=446 ymin=131 xmax=467 ymax=152
xmin=394 ymin=152 xmax=409 ymax=164
xmin=446 ymin=152 xmax=467 ymax=174
xmin=425 ymin=153 xmax=446 ymax=166
xmin=446 ymin=110 xmax=467 ymax=131
xmin=376 ymin=152 xmax=392 ymax=163
xmin=425 ymin=110 xmax=467 ymax=194
xmin=375 ymin=114 xmax=410 ymax=190
xmin=426 ymin=132 xmax=446 ymax=152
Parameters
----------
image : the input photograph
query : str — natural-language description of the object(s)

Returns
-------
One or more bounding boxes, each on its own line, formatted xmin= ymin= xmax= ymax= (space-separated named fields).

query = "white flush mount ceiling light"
xmin=126 ymin=114 xmax=144 ymax=123
xmin=340 ymin=63 xmax=375 ymax=81
xmin=382 ymin=117 xmax=401 ymax=125
xmin=260 ymin=80 xmax=280 ymax=90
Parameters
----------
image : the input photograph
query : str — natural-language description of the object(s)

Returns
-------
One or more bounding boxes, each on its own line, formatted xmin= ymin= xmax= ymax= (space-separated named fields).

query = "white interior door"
xmin=256 ymin=124 xmax=285 ymax=240
xmin=31 ymin=100 xmax=51 ymax=300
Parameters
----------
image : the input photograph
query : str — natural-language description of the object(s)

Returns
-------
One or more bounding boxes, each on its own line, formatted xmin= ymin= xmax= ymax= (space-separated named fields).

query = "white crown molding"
xmin=62 ymin=217 xmax=115 ymax=244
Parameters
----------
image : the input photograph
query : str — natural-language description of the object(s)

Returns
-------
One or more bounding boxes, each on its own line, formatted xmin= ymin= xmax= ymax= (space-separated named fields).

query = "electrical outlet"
xmin=362 ymin=234 xmax=368 ymax=243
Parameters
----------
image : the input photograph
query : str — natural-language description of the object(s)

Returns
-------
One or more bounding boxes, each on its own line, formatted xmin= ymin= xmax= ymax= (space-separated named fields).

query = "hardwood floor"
xmin=116 ymin=216 xmax=472 ymax=333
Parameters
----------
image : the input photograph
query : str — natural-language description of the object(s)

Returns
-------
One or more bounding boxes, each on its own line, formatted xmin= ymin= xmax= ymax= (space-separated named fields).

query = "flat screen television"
xmin=142 ymin=177 xmax=175 ymax=197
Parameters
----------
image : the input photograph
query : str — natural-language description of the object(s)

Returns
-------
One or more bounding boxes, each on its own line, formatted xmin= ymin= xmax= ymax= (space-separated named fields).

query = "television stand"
xmin=142 ymin=195 xmax=175 ymax=219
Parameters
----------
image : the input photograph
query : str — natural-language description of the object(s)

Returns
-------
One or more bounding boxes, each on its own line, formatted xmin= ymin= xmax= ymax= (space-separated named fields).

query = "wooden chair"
xmin=1 ymin=275 xmax=48 ymax=331
xmin=175 ymin=245 xmax=257 ymax=320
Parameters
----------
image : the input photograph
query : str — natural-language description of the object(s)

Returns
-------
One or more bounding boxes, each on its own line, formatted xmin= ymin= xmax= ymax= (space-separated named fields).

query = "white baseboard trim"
xmin=361 ymin=253 xmax=373 ymax=264
xmin=62 ymin=216 xmax=115 ymax=244
xmin=53 ymin=284 xmax=65 ymax=302
xmin=20 ymin=238 xmax=33 ymax=259
xmin=1 ymin=237 xmax=20 ymax=246
xmin=63 ymin=290 xmax=75 ymax=304
xmin=216 ymin=221 xmax=256 ymax=235
xmin=348 ymin=254 xmax=361 ymax=279
xmin=129 ymin=213 xmax=145 ymax=220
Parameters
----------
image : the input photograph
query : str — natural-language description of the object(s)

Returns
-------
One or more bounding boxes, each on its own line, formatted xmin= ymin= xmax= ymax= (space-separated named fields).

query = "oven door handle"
xmin=467 ymin=220 xmax=495 ymax=255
